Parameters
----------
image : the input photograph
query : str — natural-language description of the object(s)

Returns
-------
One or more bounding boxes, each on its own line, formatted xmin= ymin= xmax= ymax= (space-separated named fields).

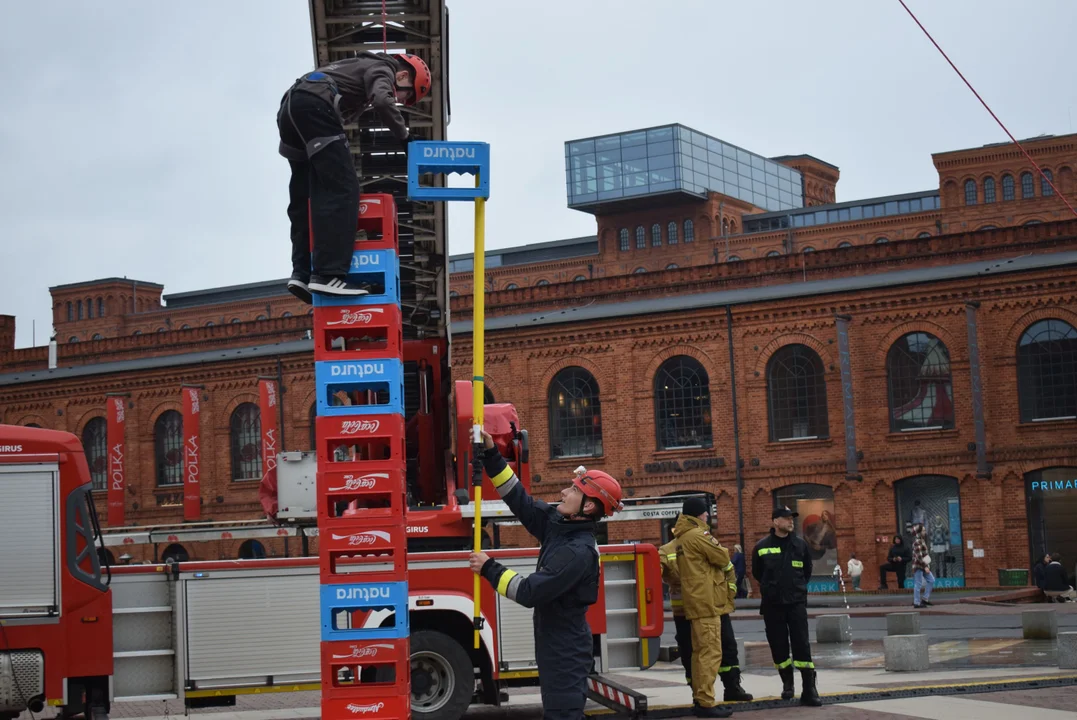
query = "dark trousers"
xmin=277 ymin=90 xmax=358 ymax=278
xmin=761 ymin=603 xmax=812 ymax=670
xmin=879 ymin=562 xmax=907 ymax=589
xmin=673 ymin=613 xmax=741 ymax=679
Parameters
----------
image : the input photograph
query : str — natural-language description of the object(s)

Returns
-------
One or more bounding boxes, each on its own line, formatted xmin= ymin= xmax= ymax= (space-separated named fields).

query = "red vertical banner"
xmin=182 ymin=386 xmax=202 ymax=521
xmin=106 ymin=395 xmax=126 ymax=526
xmin=258 ymin=378 xmax=280 ymax=519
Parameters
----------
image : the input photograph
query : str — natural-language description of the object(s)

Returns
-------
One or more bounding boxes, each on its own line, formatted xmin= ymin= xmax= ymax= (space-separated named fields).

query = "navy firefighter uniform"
xmin=474 ymin=443 xmax=624 ymax=720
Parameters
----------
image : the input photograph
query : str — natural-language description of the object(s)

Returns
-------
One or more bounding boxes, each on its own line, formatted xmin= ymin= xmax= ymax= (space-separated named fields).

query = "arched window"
xmin=238 ymin=540 xmax=267 ymax=559
xmin=1021 ymin=171 xmax=1035 ymax=198
xmin=886 ymin=332 xmax=954 ymax=432
xmin=66 ymin=302 xmax=73 ymax=321
xmin=668 ymin=221 xmax=678 ymax=244
xmin=683 ymin=219 xmax=695 ymax=243
xmin=633 ymin=267 xmax=647 ymax=274
xmin=635 ymin=226 xmax=646 ymax=249
xmin=154 ymin=410 xmax=183 ymax=486
xmin=506 ymin=283 xmax=519 ymax=290
xmin=548 ymin=367 xmax=603 ymax=458
xmin=916 ymin=232 xmax=932 ymax=239
xmin=837 ymin=241 xmax=853 ymax=248
xmin=92 ymin=333 xmax=102 ymax=341
xmin=963 ymin=179 xmax=977 ymax=205
xmin=573 ymin=275 xmax=586 ymax=282
xmin=766 ymin=344 xmax=829 ymax=441
xmin=875 ymin=237 xmax=889 ymax=244
xmin=1002 ymin=174 xmax=1015 ymax=201
xmin=766 ymin=250 xmax=781 ymax=257
xmin=802 ymin=246 xmax=815 ymax=253
xmin=449 ymin=290 xmax=459 ymax=298
xmin=181 ymin=324 xmax=191 ymax=329
xmin=161 ymin=543 xmax=189 ymax=564
xmin=727 ymin=255 xmax=741 ymax=262
xmin=68 ymin=336 xmax=78 ymax=343
xmin=230 ymin=318 xmax=240 ymax=324
xmin=483 ymin=386 xmax=495 ymax=404
xmin=257 ymin=314 xmax=268 ymax=321
xmin=618 ymin=228 xmax=629 ymax=252
xmin=78 ymin=300 xmax=84 ymax=320
xmin=157 ymin=327 xmax=166 ymax=333
xmin=536 ymin=279 xmax=550 ymax=286
xmin=773 ymin=483 xmax=837 ymax=587
xmin=654 ymin=356 xmax=713 ymax=450
xmin=133 ymin=330 xmax=143 ymax=335
xmin=983 ymin=176 xmax=996 ymax=203
xmin=97 ymin=297 xmax=105 ymax=317
xmin=1041 ymin=169 xmax=1054 ymax=196
xmin=24 ymin=423 xmax=42 ymax=428
xmin=87 ymin=298 xmax=94 ymax=319
xmin=282 ymin=312 xmax=292 ymax=318
xmin=81 ymin=417 xmax=108 ymax=491
xmin=665 ymin=263 xmax=679 ymax=270
xmin=205 ymin=322 xmax=214 ymax=327
xmin=230 ymin=403 xmax=262 ymax=481
xmin=651 ymin=223 xmax=662 ymax=247
xmin=722 ymin=218 xmax=729 ymax=236
xmin=1017 ymin=319 xmax=1077 ymax=422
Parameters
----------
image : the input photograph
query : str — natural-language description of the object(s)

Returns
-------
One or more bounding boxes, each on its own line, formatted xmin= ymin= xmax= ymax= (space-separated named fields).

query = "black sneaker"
xmin=287 ymin=273 xmax=312 ymax=304
xmin=692 ymin=704 xmax=733 ymax=718
xmin=922 ymin=600 xmax=933 ymax=607
xmin=309 ymin=275 xmax=370 ymax=297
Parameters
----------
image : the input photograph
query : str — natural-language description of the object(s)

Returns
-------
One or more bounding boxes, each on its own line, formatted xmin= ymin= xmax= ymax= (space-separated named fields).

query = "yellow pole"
xmin=472 ymin=173 xmax=486 ymax=650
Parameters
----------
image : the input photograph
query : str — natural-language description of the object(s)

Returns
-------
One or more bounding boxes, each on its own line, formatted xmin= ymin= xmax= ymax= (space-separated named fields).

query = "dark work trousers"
xmin=719 ymin=614 xmax=740 ymax=672
xmin=276 ymin=90 xmax=358 ymax=278
xmin=879 ymin=562 xmax=907 ymax=589
xmin=761 ymin=603 xmax=813 ymax=670
xmin=674 ymin=614 xmax=693 ymax=681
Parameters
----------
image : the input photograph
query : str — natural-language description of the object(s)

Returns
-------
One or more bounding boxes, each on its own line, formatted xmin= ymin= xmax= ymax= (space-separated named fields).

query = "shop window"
xmin=1026 ymin=468 xmax=1077 ymax=581
xmin=773 ymin=484 xmax=837 ymax=591
xmin=894 ymin=475 xmax=964 ymax=588
xmin=548 ymin=367 xmax=602 ymax=458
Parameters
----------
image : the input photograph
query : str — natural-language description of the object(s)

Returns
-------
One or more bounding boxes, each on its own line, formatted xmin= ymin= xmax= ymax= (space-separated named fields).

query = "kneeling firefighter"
xmin=469 ymin=431 xmax=624 ymax=720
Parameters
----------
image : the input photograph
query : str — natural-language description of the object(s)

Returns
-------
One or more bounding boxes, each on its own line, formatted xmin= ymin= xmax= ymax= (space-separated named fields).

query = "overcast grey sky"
xmin=2 ymin=1 xmax=1075 ymax=348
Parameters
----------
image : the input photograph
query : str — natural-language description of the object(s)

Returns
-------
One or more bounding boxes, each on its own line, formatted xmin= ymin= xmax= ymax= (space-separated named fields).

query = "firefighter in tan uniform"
xmin=674 ymin=498 xmax=741 ymax=717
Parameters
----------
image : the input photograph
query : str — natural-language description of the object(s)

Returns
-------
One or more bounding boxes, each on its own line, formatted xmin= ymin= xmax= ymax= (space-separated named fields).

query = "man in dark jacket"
xmin=277 ymin=52 xmax=431 ymax=301
xmin=469 ymin=431 xmax=623 ymax=720
xmin=878 ymin=536 xmax=911 ymax=590
xmin=752 ymin=506 xmax=821 ymax=706
xmin=1044 ymin=553 xmax=1077 ymax=602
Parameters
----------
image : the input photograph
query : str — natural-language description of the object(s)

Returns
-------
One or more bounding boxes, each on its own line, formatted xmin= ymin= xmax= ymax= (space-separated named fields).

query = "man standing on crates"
xmin=751 ymin=506 xmax=822 ymax=706
xmin=469 ymin=431 xmax=623 ymax=720
xmin=673 ymin=497 xmax=746 ymax=717
xmin=276 ymin=51 xmax=431 ymax=302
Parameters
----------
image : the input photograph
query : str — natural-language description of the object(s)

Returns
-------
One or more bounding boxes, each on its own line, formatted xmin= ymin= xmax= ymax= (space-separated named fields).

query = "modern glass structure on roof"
xmin=741 ymin=190 xmax=941 ymax=234
xmin=566 ymin=124 xmax=805 ymax=213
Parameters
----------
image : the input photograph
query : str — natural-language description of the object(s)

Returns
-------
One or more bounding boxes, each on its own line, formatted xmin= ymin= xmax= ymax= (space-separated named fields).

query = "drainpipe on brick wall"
xmin=725 ymin=305 xmax=745 ymax=549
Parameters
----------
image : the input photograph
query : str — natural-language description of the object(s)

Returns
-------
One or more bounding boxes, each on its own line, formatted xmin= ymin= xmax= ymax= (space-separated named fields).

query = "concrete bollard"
xmin=886 ymin=612 xmax=921 ymax=636
xmin=1059 ymin=632 xmax=1077 ymax=670
xmin=1022 ymin=609 xmax=1058 ymax=640
xmin=816 ymin=614 xmax=852 ymax=643
xmin=884 ymin=634 xmax=930 ymax=672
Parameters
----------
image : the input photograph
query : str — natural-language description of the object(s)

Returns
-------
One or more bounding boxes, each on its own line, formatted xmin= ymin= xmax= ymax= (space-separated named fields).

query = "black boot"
xmin=692 ymin=703 xmax=733 ymax=718
xmin=721 ymin=670 xmax=754 ymax=702
xmin=778 ymin=666 xmax=795 ymax=700
xmin=799 ymin=668 xmax=822 ymax=707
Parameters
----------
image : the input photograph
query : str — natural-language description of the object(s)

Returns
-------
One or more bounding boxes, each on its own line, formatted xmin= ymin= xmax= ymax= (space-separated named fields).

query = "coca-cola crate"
xmin=315 ymin=415 xmax=405 ymax=472
xmin=355 ymin=194 xmax=399 ymax=252
xmin=321 ymin=638 xmax=410 ymax=696
xmin=314 ymin=304 xmax=403 ymax=363
xmin=321 ymin=692 xmax=409 ymax=720
xmin=317 ymin=467 xmax=406 ymax=522
xmin=319 ymin=521 xmax=408 ymax=584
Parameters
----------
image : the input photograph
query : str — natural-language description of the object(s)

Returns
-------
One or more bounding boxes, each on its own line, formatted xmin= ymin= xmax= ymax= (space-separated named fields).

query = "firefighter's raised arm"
xmin=480 ymin=430 xmax=549 ymax=542
xmin=472 ymin=545 xmax=594 ymax=609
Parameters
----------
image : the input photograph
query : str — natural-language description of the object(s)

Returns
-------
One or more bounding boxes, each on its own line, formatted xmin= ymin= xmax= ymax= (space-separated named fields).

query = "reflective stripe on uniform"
xmin=792 ymin=560 xmax=804 ymax=568
xmin=775 ymin=658 xmax=793 ymax=669
xmin=671 ymin=599 xmax=684 ymax=607
xmin=758 ymin=547 xmax=781 ymax=555
xmin=491 ymin=465 xmax=515 ymax=488
xmin=793 ymin=660 xmax=815 ymax=669
xmin=718 ymin=665 xmax=737 ymax=673
xmin=724 ymin=562 xmax=734 ymax=571
xmin=496 ymin=569 xmax=519 ymax=598
xmin=728 ymin=583 xmax=738 ymax=592
xmin=666 ymin=553 xmax=677 ymax=560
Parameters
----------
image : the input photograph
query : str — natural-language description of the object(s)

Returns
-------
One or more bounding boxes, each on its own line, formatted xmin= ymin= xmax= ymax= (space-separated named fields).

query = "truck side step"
xmin=586 ymin=673 xmax=647 ymax=717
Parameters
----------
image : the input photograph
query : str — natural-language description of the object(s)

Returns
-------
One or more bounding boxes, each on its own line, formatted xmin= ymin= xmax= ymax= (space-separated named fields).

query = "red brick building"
xmin=3 ymin=127 xmax=1076 ymax=589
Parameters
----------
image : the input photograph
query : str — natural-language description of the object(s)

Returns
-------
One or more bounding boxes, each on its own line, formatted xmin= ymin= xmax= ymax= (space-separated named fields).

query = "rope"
xmin=896 ymin=0 xmax=1077 ymax=218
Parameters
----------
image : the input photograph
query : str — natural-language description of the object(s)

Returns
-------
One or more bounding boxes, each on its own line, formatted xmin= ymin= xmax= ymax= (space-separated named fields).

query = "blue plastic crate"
xmin=312 ymin=249 xmax=400 ymax=307
xmin=407 ymin=141 xmax=490 ymax=201
xmin=320 ymin=581 xmax=409 ymax=642
xmin=315 ymin=358 xmax=405 ymax=417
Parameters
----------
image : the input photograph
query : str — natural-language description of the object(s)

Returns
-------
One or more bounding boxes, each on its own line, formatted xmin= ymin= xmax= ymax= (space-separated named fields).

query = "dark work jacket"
xmin=478 ymin=446 xmax=599 ymax=711
xmin=1045 ymin=562 xmax=1070 ymax=592
xmin=290 ymin=52 xmax=409 ymax=139
xmin=751 ymin=530 xmax=812 ymax=610
xmin=887 ymin=541 xmax=911 ymax=567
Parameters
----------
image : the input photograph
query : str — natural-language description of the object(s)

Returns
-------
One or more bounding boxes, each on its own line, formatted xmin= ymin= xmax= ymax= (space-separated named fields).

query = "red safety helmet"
xmin=397 ymin=53 xmax=431 ymax=105
xmin=573 ymin=469 xmax=624 ymax=517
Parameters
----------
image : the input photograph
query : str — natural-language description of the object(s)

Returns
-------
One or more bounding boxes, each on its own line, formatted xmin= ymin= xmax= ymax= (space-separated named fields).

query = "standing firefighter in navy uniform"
xmin=469 ymin=431 xmax=624 ymax=720
xmin=751 ymin=506 xmax=822 ymax=706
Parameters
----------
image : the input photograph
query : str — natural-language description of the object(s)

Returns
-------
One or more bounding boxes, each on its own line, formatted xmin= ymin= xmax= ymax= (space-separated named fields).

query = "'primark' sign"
xmin=1029 ymin=478 xmax=1077 ymax=492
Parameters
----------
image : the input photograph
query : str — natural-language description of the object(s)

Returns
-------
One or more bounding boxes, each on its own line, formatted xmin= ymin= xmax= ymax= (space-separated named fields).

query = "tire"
xmin=410 ymin=629 xmax=474 ymax=720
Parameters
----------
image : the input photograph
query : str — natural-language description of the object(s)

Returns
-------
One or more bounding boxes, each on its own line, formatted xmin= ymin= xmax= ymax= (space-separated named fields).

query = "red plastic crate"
xmin=317 ymin=467 xmax=407 ymax=522
xmin=321 ymin=638 xmax=410 ymax=696
xmin=355 ymin=194 xmax=399 ymax=252
xmin=321 ymin=692 xmax=409 ymax=720
xmin=319 ymin=521 xmax=409 ymax=584
xmin=313 ymin=304 xmax=403 ymax=363
xmin=315 ymin=415 xmax=406 ymax=472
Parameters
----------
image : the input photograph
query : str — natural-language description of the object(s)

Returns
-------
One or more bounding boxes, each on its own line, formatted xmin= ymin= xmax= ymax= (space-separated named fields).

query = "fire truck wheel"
xmin=410 ymin=630 xmax=473 ymax=720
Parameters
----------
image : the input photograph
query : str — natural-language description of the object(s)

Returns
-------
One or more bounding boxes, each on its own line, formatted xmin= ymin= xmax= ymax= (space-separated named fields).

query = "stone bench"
xmin=886 ymin=612 xmax=921 ymax=636
xmin=1022 ymin=609 xmax=1058 ymax=639
xmin=1060 ymin=632 xmax=1077 ymax=670
xmin=815 ymin=614 xmax=851 ymax=643
xmin=884 ymin=634 xmax=930 ymax=672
